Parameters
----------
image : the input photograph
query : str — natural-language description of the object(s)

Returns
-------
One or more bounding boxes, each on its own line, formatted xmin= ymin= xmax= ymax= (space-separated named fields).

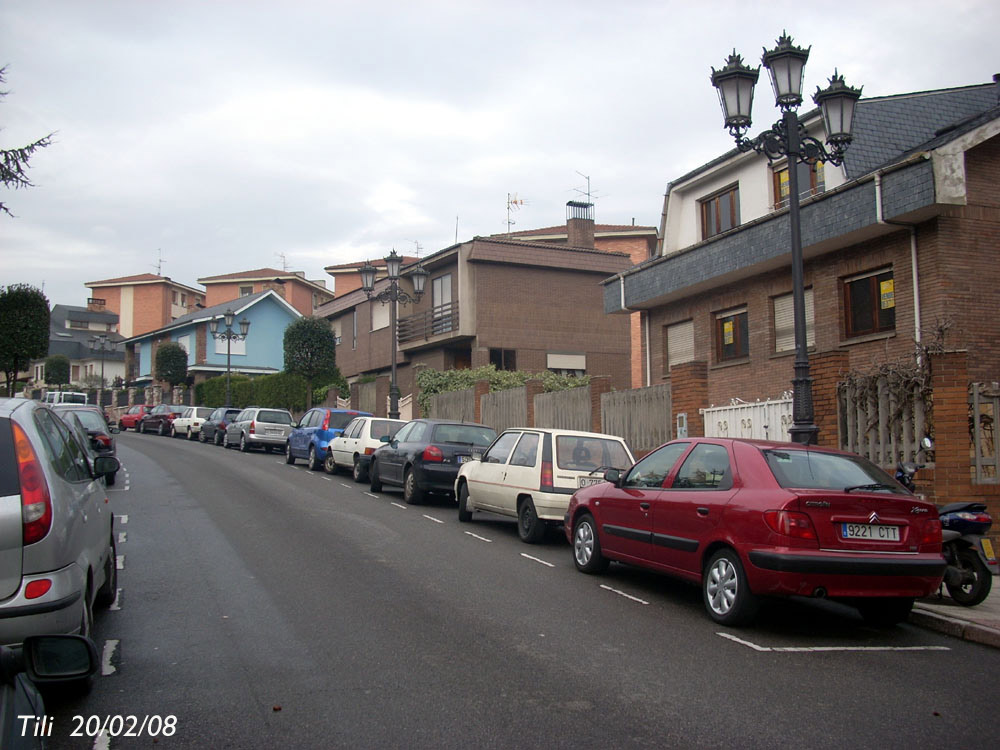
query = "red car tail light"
xmin=25 ymin=579 xmax=52 ymax=599
xmin=322 ymin=411 xmax=330 ymax=430
xmin=541 ymin=460 xmax=554 ymax=491
xmin=13 ymin=422 xmax=52 ymax=545
xmin=764 ymin=510 xmax=817 ymax=540
xmin=422 ymin=445 xmax=444 ymax=462
xmin=920 ymin=519 xmax=943 ymax=546
xmin=364 ymin=447 xmax=375 ymax=455
xmin=95 ymin=434 xmax=112 ymax=448
xmin=249 ymin=420 xmax=256 ymax=435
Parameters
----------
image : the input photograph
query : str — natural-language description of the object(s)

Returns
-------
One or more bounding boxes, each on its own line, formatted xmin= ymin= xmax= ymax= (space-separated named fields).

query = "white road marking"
xmin=116 ymin=514 xmax=128 ymax=524
xmin=323 ymin=476 xmax=332 ymax=481
xmin=521 ymin=553 xmax=555 ymax=568
xmin=600 ymin=584 xmax=649 ymax=605
xmin=364 ymin=492 xmax=379 ymax=499
xmin=115 ymin=555 xmax=124 ymax=570
xmin=101 ymin=639 xmax=119 ymax=675
xmin=110 ymin=588 xmax=122 ymax=611
xmin=464 ymin=531 xmax=493 ymax=543
xmin=93 ymin=730 xmax=111 ymax=750
xmin=118 ymin=532 xmax=127 ymax=544
xmin=391 ymin=502 xmax=407 ymax=510
xmin=423 ymin=514 xmax=444 ymax=524
xmin=716 ymin=632 xmax=951 ymax=652
xmin=340 ymin=483 xmax=352 ymax=488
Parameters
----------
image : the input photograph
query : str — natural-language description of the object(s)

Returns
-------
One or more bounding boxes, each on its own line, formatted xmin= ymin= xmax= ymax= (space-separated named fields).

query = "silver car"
xmin=224 ymin=406 xmax=294 ymax=453
xmin=0 ymin=398 xmax=119 ymax=646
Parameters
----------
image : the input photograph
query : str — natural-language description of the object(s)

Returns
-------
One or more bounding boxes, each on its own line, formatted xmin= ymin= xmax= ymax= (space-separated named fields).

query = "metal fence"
xmin=703 ymin=397 xmax=793 ymax=441
xmin=534 ymin=386 xmax=591 ymax=431
xmin=601 ymin=383 xmax=672 ymax=455
xmin=481 ymin=387 xmax=527 ymax=433
xmin=972 ymin=382 xmax=999 ymax=484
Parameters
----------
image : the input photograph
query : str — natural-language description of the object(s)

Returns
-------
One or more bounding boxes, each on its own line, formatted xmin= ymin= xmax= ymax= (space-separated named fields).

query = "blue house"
xmin=125 ymin=289 xmax=302 ymax=387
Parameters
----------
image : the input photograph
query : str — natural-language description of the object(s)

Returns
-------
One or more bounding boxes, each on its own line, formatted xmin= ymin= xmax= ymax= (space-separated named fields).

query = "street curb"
xmin=910 ymin=607 xmax=1000 ymax=649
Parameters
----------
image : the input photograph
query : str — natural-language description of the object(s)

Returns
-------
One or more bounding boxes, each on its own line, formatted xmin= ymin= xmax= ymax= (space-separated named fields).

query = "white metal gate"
xmin=702 ymin=397 xmax=793 ymax=441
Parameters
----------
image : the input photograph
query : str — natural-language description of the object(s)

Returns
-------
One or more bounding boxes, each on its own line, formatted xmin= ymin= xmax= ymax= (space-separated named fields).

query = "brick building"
xmin=85 ymin=273 xmax=205 ymax=338
xmin=319 ymin=212 xmax=634 ymax=416
xmin=604 ymin=78 xmax=1000 ymax=444
xmin=197 ymin=267 xmax=334 ymax=316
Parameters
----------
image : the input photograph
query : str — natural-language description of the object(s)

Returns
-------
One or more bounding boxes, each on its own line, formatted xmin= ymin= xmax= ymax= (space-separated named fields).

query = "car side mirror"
xmin=380 ymin=435 xmax=391 ymax=443
xmin=94 ymin=455 xmax=120 ymax=477
xmin=471 ymin=450 xmax=483 ymax=461
xmin=109 ymin=425 xmax=120 ymax=434
xmin=21 ymin=634 xmax=100 ymax=684
xmin=603 ymin=468 xmax=622 ymax=486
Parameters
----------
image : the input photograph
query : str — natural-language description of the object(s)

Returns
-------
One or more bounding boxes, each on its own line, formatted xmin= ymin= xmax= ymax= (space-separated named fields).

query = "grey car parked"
xmin=224 ymin=407 xmax=294 ymax=453
xmin=0 ymin=398 xmax=119 ymax=646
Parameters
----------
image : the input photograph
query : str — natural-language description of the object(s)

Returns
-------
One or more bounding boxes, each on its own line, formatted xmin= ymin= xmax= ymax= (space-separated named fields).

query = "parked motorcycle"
xmin=896 ymin=438 xmax=998 ymax=606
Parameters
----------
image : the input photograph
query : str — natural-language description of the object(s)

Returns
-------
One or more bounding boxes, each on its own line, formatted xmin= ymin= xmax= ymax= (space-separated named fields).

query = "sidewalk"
xmin=910 ymin=578 xmax=1000 ymax=648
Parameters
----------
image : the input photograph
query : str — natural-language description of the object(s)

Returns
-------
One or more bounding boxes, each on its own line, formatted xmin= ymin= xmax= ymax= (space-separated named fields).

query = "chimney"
xmin=566 ymin=201 xmax=595 ymax=249
xmin=87 ymin=297 xmax=106 ymax=312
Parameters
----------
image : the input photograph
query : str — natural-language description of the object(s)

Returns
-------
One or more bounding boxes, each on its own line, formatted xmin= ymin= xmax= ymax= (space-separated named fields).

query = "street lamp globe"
xmin=239 ymin=317 xmax=251 ymax=337
xmin=409 ymin=262 xmax=429 ymax=298
xmin=384 ymin=249 xmax=403 ymax=280
xmin=762 ymin=32 xmax=810 ymax=109
xmin=814 ymin=71 xmax=864 ymax=151
xmin=359 ymin=261 xmax=377 ymax=294
xmin=711 ymin=51 xmax=759 ymax=132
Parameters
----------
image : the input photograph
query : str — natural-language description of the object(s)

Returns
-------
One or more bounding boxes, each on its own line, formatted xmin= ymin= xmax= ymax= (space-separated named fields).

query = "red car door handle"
xmin=697 ymin=507 xmax=710 ymax=516
xmin=640 ymin=502 xmax=651 ymax=510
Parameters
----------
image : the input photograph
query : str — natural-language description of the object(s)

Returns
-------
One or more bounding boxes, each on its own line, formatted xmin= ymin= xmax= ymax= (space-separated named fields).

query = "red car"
xmin=118 ymin=404 xmax=152 ymax=431
xmin=565 ymin=438 xmax=945 ymax=627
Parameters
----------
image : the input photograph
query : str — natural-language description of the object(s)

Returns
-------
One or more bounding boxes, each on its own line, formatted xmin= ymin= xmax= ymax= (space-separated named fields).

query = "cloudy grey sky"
xmin=2 ymin=0 xmax=997 ymax=307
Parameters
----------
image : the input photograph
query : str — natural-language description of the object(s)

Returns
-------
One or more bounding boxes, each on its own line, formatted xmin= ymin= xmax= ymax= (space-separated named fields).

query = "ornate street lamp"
xmin=712 ymin=32 xmax=862 ymax=445
xmin=209 ymin=309 xmax=251 ymax=407
xmin=359 ymin=250 xmax=428 ymax=419
xmin=89 ymin=334 xmax=117 ymax=389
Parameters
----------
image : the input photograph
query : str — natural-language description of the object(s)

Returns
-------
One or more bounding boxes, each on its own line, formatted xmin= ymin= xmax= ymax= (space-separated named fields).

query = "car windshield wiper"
xmin=844 ymin=483 xmax=897 ymax=493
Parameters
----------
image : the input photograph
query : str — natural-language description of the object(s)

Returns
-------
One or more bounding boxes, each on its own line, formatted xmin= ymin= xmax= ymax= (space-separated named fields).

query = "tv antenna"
xmin=275 ymin=252 xmax=289 ymax=271
xmin=153 ymin=249 xmax=166 ymax=276
xmin=506 ymin=192 xmax=527 ymax=236
xmin=572 ymin=171 xmax=605 ymax=205
xmin=407 ymin=240 xmax=423 ymax=257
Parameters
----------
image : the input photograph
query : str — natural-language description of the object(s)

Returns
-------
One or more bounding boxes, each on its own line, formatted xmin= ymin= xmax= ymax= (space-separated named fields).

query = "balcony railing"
xmin=398 ymin=302 xmax=460 ymax=345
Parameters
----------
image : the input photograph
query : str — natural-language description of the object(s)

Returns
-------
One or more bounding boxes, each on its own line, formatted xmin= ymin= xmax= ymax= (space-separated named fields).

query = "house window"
xmin=69 ymin=319 xmax=88 ymax=329
xmin=700 ymin=184 xmax=740 ymax=239
xmin=773 ymin=161 xmax=825 ymax=209
xmin=181 ymin=293 xmax=187 ymax=306
xmin=239 ymin=285 xmax=253 ymax=297
xmin=715 ymin=307 xmax=749 ymax=362
xmin=490 ymin=348 xmax=517 ymax=371
xmin=172 ymin=291 xmax=179 ymax=304
xmin=773 ymin=289 xmax=815 ymax=353
xmin=432 ymin=274 xmax=453 ymax=334
xmin=664 ymin=320 xmax=695 ymax=374
xmin=547 ymin=353 xmax=586 ymax=377
xmin=844 ymin=269 xmax=895 ymax=338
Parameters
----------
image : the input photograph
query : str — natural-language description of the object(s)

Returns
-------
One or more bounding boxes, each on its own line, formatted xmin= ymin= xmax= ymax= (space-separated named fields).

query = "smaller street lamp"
xmin=209 ymin=309 xmax=251 ymax=407
xmin=360 ymin=250 xmax=429 ymax=419
xmin=89 ymin=334 xmax=117 ymax=389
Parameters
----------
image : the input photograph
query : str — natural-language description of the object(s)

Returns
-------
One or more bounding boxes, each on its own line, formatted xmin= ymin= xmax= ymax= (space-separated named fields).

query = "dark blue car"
xmin=286 ymin=407 xmax=372 ymax=472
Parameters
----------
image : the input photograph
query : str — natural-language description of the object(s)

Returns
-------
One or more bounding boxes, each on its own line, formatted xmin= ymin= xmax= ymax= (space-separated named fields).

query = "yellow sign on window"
xmin=723 ymin=320 xmax=734 ymax=345
xmin=880 ymin=279 xmax=895 ymax=309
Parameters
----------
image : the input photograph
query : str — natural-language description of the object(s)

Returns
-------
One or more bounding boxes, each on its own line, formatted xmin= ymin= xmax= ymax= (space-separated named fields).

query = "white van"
xmin=42 ymin=391 xmax=88 ymax=405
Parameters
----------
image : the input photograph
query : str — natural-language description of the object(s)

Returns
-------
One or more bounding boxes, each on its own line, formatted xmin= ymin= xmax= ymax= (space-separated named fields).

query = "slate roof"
xmin=843 ymin=82 xmax=1000 ymax=178
xmin=47 ymin=305 xmax=125 ymax=362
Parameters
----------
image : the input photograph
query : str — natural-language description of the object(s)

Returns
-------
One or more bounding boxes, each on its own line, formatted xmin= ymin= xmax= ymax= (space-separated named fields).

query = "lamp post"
xmin=711 ymin=32 xmax=862 ymax=445
xmin=209 ymin=309 xmax=251 ymax=407
xmin=359 ymin=249 xmax=429 ymax=419
xmin=89 ymin=334 xmax=116 ymax=388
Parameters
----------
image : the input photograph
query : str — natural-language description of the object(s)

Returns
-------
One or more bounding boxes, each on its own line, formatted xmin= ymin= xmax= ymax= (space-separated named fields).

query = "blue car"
xmin=286 ymin=407 xmax=372 ymax=472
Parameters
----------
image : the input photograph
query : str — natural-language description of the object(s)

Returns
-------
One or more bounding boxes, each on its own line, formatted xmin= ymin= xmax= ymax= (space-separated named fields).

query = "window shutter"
xmin=667 ymin=320 xmax=695 ymax=370
xmin=774 ymin=289 xmax=814 ymax=353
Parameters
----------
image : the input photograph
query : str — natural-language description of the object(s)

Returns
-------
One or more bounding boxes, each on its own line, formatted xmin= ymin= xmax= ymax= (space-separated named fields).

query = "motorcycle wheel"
xmin=946 ymin=547 xmax=993 ymax=606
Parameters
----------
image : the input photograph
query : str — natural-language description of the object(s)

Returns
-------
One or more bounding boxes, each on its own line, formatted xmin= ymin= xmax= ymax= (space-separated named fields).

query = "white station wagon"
xmin=170 ymin=406 xmax=215 ymax=439
xmin=455 ymin=428 xmax=635 ymax=543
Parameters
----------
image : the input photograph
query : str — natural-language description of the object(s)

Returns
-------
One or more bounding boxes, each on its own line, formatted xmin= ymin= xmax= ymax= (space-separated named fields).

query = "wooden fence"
xmin=837 ymin=378 xmax=927 ymax=466
xmin=357 ymin=381 xmax=377 ymax=415
xmin=601 ymin=383 xmax=672 ymax=455
xmin=534 ymin=386 xmax=591 ymax=431
xmin=481 ymin=387 xmax=527 ymax=433
xmin=430 ymin=387 xmax=476 ymax=422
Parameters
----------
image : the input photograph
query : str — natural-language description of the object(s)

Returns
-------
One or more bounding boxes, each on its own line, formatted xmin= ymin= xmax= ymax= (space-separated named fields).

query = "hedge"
xmin=415 ymin=364 xmax=589 ymax=413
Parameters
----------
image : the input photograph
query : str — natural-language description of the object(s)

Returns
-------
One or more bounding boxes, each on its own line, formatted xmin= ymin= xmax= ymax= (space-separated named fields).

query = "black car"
xmin=52 ymin=404 xmax=119 ymax=485
xmin=199 ymin=407 xmax=243 ymax=446
xmin=369 ymin=419 xmax=497 ymax=504
xmin=138 ymin=404 xmax=185 ymax=436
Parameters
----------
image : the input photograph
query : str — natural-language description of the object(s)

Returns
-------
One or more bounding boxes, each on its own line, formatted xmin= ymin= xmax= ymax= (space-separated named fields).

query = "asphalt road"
xmin=39 ymin=429 xmax=1000 ymax=749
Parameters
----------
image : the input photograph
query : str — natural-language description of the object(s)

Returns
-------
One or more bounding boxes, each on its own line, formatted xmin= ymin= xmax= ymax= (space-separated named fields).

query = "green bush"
xmin=195 ymin=374 xmax=253 ymax=408
xmin=255 ymin=372 xmax=309 ymax=412
xmin=415 ymin=364 xmax=589 ymax=413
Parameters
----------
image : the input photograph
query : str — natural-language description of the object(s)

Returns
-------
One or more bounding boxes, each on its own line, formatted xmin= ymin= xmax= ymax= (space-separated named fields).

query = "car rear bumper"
xmin=0 ymin=564 xmax=85 ymax=646
xmin=248 ymin=433 xmax=289 ymax=447
xmin=415 ymin=463 xmax=460 ymax=494
xmin=746 ymin=548 xmax=946 ymax=598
